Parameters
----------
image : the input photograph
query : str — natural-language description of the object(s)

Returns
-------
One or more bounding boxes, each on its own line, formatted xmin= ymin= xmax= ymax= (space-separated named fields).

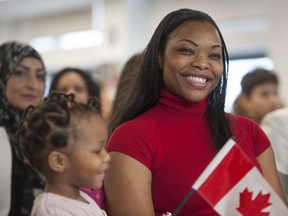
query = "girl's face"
xmin=5 ymin=57 xmax=45 ymax=110
xmin=56 ymin=71 xmax=90 ymax=104
xmin=161 ymin=20 xmax=223 ymax=102
xmin=65 ymin=115 xmax=110 ymax=190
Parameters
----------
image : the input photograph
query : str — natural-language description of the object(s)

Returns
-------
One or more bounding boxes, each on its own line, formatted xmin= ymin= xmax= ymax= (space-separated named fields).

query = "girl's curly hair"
xmin=17 ymin=91 xmax=101 ymax=172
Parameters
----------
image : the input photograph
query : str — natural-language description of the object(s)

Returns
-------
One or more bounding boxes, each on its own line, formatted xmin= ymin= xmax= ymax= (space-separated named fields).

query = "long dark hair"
xmin=109 ymin=8 xmax=232 ymax=150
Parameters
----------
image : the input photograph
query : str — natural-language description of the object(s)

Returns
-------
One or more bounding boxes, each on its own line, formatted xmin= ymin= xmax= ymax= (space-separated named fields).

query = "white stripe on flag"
xmin=192 ymin=139 xmax=236 ymax=189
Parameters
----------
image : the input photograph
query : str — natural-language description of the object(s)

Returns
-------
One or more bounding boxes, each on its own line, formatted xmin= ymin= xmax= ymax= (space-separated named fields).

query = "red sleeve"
xmin=229 ymin=114 xmax=271 ymax=170
xmin=251 ymin=121 xmax=271 ymax=157
xmin=106 ymin=120 xmax=154 ymax=170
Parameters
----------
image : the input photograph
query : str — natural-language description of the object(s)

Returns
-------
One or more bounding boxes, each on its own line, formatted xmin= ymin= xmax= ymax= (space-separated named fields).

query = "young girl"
xmin=17 ymin=91 xmax=110 ymax=216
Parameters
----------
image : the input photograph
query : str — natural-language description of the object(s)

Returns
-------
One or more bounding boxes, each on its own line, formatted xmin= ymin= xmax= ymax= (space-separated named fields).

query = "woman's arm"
xmin=104 ymin=152 xmax=155 ymax=216
xmin=257 ymin=146 xmax=287 ymax=204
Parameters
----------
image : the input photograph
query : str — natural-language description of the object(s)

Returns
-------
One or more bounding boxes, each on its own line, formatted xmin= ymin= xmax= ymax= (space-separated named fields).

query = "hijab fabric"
xmin=0 ymin=41 xmax=45 ymax=160
xmin=0 ymin=41 xmax=45 ymax=216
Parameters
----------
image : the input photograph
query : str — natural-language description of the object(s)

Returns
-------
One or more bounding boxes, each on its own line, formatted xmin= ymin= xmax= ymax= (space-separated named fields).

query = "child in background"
xmin=17 ymin=91 xmax=110 ymax=216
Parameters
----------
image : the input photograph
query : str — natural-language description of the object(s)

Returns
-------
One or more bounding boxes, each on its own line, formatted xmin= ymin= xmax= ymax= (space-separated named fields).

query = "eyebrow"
xmin=180 ymin=39 xmax=222 ymax=49
xmin=17 ymin=64 xmax=45 ymax=73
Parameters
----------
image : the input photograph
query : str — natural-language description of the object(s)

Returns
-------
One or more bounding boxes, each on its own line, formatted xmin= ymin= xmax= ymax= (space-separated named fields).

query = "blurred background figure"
xmin=0 ymin=41 xmax=46 ymax=216
xmin=109 ymin=52 xmax=143 ymax=128
xmin=49 ymin=67 xmax=101 ymax=110
xmin=261 ymin=107 xmax=288 ymax=200
xmin=233 ymin=68 xmax=283 ymax=124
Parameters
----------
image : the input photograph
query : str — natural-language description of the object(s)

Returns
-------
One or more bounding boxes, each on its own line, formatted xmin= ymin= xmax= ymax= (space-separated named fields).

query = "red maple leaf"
xmin=236 ymin=188 xmax=271 ymax=216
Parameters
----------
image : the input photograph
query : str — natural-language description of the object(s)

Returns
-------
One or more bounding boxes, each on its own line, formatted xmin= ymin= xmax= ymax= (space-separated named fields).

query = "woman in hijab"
xmin=0 ymin=41 xmax=46 ymax=215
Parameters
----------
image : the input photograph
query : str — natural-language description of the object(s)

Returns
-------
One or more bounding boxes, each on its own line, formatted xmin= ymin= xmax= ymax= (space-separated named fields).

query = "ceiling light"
xmin=60 ymin=29 xmax=104 ymax=50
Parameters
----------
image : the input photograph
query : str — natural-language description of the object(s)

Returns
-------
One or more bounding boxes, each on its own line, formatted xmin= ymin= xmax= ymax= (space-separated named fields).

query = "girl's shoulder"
xmin=32 ymin=192 xmax=107 ymax=216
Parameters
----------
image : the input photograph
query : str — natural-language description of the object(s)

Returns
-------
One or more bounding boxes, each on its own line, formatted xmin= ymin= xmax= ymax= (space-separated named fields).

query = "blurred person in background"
xmin=261 ymin=107 xmax=288 ymax=201
xmin=109 ymin=52 xmax=143 ymax=131
xmin=49 ymin=67 xmax=101 ymax=110
xmin=0 ymin=41 xmax=46 ymax=216
xmin=233 ymin=68 xmax=282 ymax=124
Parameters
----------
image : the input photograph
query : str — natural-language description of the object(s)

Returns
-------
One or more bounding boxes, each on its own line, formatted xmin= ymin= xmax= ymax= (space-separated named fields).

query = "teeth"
xmin=186 ymin=76 xmax=207 ymax=84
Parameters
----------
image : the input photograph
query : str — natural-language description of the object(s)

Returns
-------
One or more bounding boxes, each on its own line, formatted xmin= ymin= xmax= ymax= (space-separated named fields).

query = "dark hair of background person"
xmin=18 ymin=92 xmax=101 ymax=173
xmin=241 ymin=67 xmax=279 ymax=97
xmin=109 ymin=52 xmax=143 ymax=128
xmin=108 ymin=8 xmax=232 ymax=150
xmin=49 ymin=67 xmax=101 ymax=100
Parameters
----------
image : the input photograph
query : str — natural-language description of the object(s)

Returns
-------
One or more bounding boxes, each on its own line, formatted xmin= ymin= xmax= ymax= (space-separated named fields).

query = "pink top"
xmin=80 ymin=187 xmax=105 ymax=209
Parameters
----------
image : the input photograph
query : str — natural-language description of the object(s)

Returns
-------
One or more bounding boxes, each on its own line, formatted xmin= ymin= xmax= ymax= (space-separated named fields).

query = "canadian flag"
xmin=192 ymin=139 xmax=288 ymax=216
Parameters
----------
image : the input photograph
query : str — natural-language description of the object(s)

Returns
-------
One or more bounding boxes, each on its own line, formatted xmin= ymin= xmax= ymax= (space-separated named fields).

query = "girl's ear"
xmin=48 ymin=151 xmax=67 ymax=173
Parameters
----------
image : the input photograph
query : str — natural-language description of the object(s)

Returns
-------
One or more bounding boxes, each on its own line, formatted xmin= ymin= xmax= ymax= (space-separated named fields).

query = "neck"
xmin=45 ymin=178 xmax=87 ymax=203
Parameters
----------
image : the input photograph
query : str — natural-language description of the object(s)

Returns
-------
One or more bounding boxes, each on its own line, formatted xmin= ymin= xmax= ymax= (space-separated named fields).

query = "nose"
xmin=25 ymin=73 xmax=38 ymax=89
xmin=66 ymin=88 xmax=76 ymax=95
xmin=191 ymin=55 xmax=209 ymax=70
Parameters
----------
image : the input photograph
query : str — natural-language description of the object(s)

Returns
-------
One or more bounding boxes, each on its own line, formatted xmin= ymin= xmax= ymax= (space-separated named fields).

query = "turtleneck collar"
xmin=158 ymin=89 xmax=207 ymax=120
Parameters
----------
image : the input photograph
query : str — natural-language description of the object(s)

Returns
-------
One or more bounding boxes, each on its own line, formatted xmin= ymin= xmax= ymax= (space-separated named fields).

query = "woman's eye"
xmin=36 ymin=74 xmax=45 ymax=82
xmin=178 ymin=48 xmax=193 ymax=54
xmin=210 ymin=53 xmax=222 ymax=60
xmin=74 ymin=86 xmax=87 ymax=93
xmin=12 ymin=70 xmax=25 ymax=77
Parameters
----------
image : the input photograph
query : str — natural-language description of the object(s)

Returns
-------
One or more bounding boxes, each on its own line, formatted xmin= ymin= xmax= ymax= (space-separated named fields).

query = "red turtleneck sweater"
xmin=107 ymin=89 xmax=270 ymax=216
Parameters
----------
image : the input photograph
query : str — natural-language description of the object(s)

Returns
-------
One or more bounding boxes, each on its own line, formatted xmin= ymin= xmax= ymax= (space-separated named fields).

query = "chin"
xmin=184 ymin=95 xmax=206 ymax=103
xmin=92 ymin=182 xmax=103 ymax=190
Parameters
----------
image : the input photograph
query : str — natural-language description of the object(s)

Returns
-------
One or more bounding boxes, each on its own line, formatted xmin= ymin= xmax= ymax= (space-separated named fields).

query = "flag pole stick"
xmin=172 ymin=188 xmax=195 ymax=216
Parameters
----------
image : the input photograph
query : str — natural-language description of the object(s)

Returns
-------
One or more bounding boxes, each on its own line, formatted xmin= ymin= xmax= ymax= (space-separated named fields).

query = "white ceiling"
xmin=0 ymin=0 xmax=93 ymax=21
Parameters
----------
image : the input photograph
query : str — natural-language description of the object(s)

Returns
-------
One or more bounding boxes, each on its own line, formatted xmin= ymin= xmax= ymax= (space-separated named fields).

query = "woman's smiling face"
xmin=5 ymin=57 xmax=45 ymax=110
xmin=161 ymin=20 xmax=223 ymax=102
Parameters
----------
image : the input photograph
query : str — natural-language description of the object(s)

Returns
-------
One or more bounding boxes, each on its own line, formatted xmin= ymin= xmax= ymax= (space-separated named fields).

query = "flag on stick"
xmin=192 ymin=138 xmax=288 ymax=216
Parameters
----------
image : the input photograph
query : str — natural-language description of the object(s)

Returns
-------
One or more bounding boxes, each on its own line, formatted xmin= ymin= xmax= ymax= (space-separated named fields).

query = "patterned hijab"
xmin=0 ymin=41 xmax=45 ymax=160
xmin=0 ymin=41 xmax=46 ymax=215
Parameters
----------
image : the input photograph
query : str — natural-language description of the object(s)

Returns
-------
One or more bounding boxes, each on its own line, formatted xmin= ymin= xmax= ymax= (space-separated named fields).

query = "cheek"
xmin=76 ymin=93 xmax=89 ymax=104
xmin=38 ymin=83 xmax=45 ymax=95
xmin=163 ymin=61 xmax=179 ymax=85
xmin=5 ymin=79 xmax=18 ymax=101
xmin=215 ymin=64 xmax=224 ymax=79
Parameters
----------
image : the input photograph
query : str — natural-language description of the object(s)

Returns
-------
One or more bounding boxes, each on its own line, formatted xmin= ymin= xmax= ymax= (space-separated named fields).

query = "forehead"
xmin=18 ymin=57 xmax=43 ymax=67
xmin=251 ymin=82 xmax=278 ymax=92
xmin=167 ymin=20 xmax=221 ymax=45
xmin=58 ymin=72 xmax=86 ymax=84
xmin=70 ymin=114 xmax=107 ymax=141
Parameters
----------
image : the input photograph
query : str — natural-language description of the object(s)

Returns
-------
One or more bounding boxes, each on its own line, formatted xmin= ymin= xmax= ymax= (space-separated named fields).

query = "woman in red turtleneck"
xmin=104 ymin=9 xmax=286 ymax=216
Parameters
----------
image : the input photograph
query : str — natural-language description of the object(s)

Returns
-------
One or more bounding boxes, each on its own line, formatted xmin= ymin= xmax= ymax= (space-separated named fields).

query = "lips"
xmin=22 ymin=94 xmax=37 ymax=100
xmin=96 ymin=170 xmax=106 ymax=180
